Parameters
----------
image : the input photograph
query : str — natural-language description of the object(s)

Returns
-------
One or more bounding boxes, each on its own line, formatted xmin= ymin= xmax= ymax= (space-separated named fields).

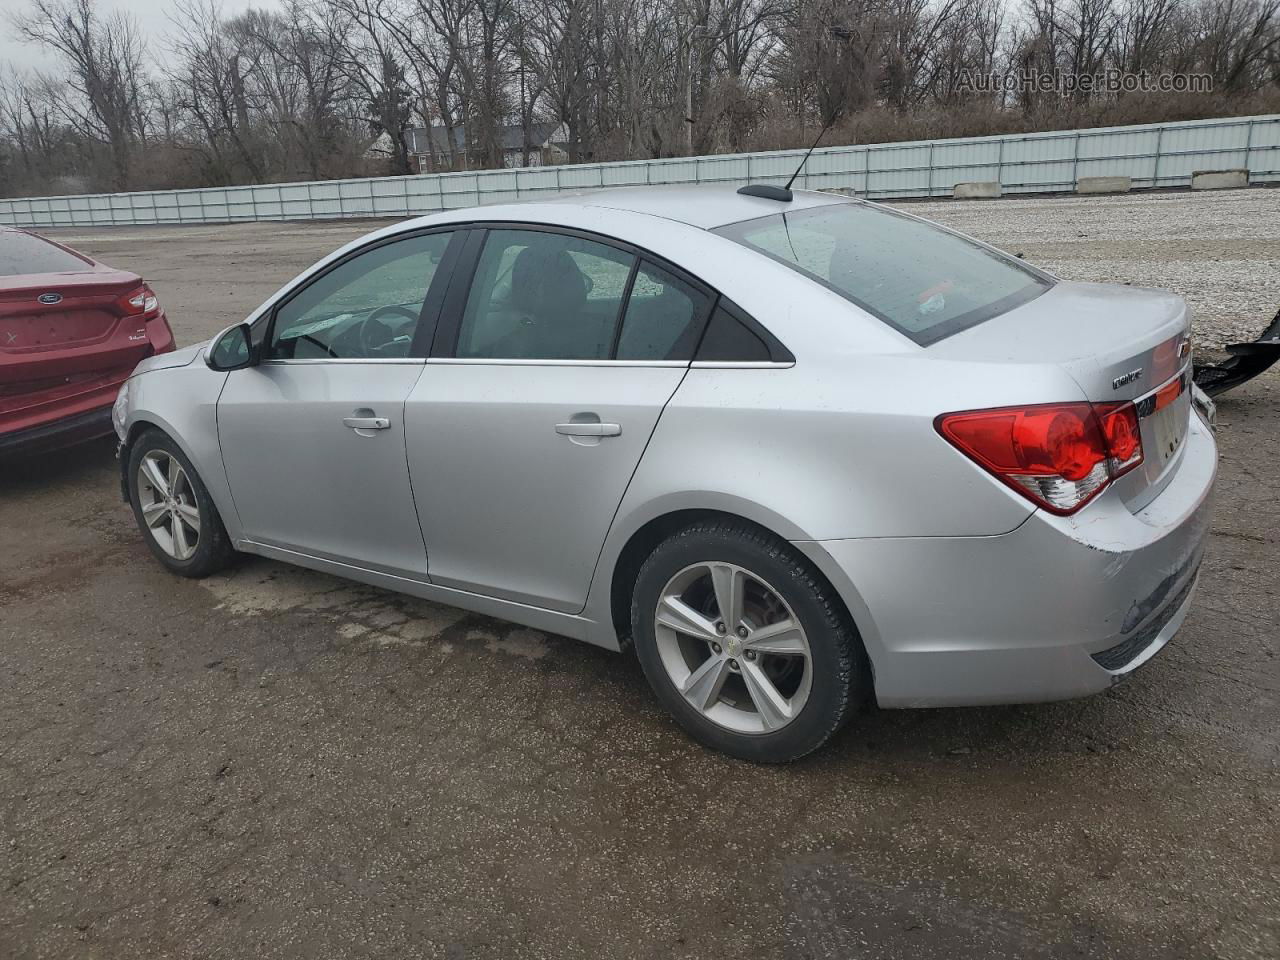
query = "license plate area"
xmin=1139 ymin=372 xmax=1190 ymax=468
xmin=1113 ymin=369 xmax=1195 ymax=511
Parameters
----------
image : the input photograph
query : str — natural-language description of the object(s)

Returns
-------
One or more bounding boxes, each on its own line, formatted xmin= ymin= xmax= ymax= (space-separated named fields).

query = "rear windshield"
xmin=714 ymin=202 xmax=1050 ymax=345
xmin=0 ymin=230 xmax=91 ymax=277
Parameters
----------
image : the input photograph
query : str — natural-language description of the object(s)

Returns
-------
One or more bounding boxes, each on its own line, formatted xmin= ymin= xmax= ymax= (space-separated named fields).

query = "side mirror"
xmin=206 ymin=323 xmax=256 ymax=371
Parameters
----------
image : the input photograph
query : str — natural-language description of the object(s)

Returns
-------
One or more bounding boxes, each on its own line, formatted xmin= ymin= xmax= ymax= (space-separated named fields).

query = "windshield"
xmin=714 ymin=202 xmax=1050 ymax=345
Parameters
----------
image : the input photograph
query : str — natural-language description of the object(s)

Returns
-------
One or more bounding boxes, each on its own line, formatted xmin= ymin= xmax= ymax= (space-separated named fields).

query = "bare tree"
xmin=4 ymin=0 xmax=1280 ymax=197
xmin=0 ymin=68 xmax=76 ymax=194
xmin=1194 ymin=0 xmax=1280 ymax=90
xmin=168 ymin=0 xmax=268 ymax=183
xmin=329 ymin=0 xmax=416 ymax=173
xmin=238 ymin=3 xmax=360 ymax=180
xmin=11 ymin=0 xmax=149 ymax=189
xmin=521 ymin=0 xmax=603 ymax=161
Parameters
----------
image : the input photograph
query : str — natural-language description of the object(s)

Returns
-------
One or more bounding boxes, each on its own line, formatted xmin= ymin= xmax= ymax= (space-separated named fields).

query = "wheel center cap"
xmin=726 ymin=636 xmax=741 ymax=656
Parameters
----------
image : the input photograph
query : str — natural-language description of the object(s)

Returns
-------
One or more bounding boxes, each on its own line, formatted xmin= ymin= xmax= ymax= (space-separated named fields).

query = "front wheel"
xmin=631 ymin=520 xmax=867 ymax=762
xmin=127 ymin=429 xmax=236 ymax=578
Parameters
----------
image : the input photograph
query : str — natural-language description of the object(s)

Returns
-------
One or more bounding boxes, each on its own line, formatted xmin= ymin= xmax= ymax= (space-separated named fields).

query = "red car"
xmin=0 ymin=227 xmax=174 ymax=456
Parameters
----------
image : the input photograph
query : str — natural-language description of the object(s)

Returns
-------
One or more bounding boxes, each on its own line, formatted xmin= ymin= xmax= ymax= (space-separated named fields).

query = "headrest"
xmin=510 ymin=244 xmax=589 ymax=317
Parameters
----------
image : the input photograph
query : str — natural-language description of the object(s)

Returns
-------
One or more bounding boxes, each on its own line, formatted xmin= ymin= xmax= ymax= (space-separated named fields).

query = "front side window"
xmin=456 ymin=229 xmax=635 ymax=360
xmin=269 ymin=231 xmax=452 ymax=360
xmin=714 ymin=203 xmax=1050 ymax=345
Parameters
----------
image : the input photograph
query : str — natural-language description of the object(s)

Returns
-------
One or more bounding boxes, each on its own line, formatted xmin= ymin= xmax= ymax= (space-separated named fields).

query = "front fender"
xmin=121 ymin=364 xmax=238 ymax=540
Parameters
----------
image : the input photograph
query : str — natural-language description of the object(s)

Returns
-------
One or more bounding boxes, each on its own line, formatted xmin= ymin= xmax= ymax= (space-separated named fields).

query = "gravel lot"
xmin=1 ymin=188 xmax=1277 ymax=959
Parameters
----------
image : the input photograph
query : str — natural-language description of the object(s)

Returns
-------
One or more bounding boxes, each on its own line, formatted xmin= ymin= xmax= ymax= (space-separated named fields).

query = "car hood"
xmin=133 ymin=339 xmax=207 ymax=375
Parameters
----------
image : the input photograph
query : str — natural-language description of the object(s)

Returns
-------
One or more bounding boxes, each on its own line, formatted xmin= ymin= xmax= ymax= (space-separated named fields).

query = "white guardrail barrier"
xmin=1 ymin=114 xmax=1277 ymax=227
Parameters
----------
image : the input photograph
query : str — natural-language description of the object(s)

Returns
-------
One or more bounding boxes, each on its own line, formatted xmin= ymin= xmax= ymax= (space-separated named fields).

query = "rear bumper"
xmin=797 ymin=410 xmax=1217 ymax=708
xmin=0 ymin=405 xmax=114 ymax=457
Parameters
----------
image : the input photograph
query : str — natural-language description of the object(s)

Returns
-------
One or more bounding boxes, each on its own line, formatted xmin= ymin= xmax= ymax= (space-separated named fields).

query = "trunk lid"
xmin=0 ymin=269 xmax=155 ymax=413
xmin=930 ymin=281 xmax=1193 ymax=510
xmin=0 ymin=272 xmax=151 ymax=371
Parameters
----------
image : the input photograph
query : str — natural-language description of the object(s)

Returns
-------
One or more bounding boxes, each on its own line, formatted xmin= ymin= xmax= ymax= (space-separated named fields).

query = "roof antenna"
xmin=738 ymin=113 xmax=840 ymax=203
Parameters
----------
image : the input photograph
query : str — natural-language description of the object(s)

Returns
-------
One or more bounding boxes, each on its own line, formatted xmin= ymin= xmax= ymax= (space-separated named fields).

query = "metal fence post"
xmin=1071 ymin=132 xmax=1080 ymax=191
xmin=1243 ymin=119 xmax=1255 ymax=183
xmin=927 ymin=141 xmax=934 ymax=197
xmin=1153 ymin=126 xmax=1164 ymax=188
xmin=996 ymin=138 xmax=1004 ymax=193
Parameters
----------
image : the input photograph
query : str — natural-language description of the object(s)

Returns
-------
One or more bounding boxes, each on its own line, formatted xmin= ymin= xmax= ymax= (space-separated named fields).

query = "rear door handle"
xmin=555 ymin=422 xmax=621 ymax=437
xmin=343 ymin=416 xmax=390 ymax=431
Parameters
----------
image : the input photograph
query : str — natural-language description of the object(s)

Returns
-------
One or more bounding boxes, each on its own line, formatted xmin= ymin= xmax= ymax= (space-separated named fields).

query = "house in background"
xmin=406 ymin=122 xmax=570 ymax=171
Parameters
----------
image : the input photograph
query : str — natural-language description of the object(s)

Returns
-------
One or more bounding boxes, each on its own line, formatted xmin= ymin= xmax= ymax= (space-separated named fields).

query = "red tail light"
xmin=936 ymin=401 xmax=1144 ymax=515
xmin=116 ymin=283 xmax=160 ymax=319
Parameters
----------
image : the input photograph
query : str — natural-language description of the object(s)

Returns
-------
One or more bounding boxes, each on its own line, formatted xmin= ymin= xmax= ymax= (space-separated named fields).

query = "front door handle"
xmin=555 ymin=422 xmax=621 ymax=437
xmin=343 ymin=416 xmax=390 ymax=431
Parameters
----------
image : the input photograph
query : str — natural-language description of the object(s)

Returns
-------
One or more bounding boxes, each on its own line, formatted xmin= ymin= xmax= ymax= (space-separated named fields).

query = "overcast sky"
xmin=1 ymin=0 xmax=277 ymax=73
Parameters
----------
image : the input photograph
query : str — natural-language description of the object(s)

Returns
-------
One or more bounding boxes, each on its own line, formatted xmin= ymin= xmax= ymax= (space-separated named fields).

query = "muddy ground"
xmin=1 ymin=189 xmax=1277 ymax=959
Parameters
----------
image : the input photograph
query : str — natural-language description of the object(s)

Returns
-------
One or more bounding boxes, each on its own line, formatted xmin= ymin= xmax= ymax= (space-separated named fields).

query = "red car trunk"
xmin=0 ymin=228 xmax=175 ymax=454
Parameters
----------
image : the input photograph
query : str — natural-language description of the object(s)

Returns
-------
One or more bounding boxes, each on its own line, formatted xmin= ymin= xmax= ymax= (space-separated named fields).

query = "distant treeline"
xmin=1 ymin=0 xmax=1278 ymax=197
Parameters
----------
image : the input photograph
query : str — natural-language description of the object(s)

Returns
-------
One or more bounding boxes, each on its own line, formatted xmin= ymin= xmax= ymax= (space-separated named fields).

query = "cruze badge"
xmin=1112 ymin=369 xmax=1143 ymax=390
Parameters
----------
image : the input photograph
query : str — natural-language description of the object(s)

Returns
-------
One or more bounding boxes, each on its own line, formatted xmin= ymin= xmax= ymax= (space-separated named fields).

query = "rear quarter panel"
xmin=581 ymin=352 xmax=1086 ymax=647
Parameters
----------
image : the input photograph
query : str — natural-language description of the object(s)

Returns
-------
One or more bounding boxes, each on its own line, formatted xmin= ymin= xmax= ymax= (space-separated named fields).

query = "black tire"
xmin=630 ymin=519 xmax=867 ymax=762
xmin=127 ymin=428 xmax=236 ymax=578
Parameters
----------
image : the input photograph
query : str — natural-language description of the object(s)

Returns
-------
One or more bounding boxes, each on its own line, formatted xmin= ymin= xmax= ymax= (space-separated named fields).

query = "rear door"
xmin=405 ymin=226 xmax=714 ymax=613
xmin=217 ymin=229 xmax=457 ymax=576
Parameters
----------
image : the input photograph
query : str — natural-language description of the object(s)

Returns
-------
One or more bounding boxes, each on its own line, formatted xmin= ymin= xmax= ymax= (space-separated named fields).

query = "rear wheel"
xmin=128 ymin=430 xmax=235 ymax=578
xmin=631 ymin=520 xmax=865 ymax=762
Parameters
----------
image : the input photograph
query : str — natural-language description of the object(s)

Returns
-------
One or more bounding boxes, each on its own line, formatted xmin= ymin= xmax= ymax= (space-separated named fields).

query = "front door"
xmin=218 ymin=230 xmax=455 ymax=576
xmin=407 ymin=227 xmax=713 ymax=612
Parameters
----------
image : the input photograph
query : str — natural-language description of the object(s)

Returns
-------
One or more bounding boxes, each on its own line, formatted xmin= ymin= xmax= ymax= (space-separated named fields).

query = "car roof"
xmin=536 ymin=184 xmax=850 ymax=230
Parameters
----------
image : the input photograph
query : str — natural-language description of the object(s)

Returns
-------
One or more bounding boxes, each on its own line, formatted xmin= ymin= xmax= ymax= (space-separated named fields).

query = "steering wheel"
xmin=358 ymin=303 xmax=421 ymax=355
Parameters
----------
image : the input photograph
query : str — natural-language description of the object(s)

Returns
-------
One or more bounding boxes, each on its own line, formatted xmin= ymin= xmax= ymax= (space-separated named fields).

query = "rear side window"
xmin=714 ymin=203 xmax=1050 ymax=345
xmin=615 ymin=262 xmax=711 ymax=361
xmin=457 ymin=229 xmax=635 ymax=360
xmin=0 ymin=231 xmax=91 ymax=276
xmin=696 ymin=306 xmax=771 ymax=362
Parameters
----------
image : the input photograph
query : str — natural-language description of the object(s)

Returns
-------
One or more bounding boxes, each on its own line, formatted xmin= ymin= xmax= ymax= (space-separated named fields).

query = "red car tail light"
xmin=936 ymin=401 xmax=1144 ymax=515
xmin=116 ymin=283 xmax=160 ymax=319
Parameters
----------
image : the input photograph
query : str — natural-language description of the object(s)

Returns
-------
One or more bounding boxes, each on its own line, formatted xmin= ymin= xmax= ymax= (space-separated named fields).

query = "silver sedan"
xmin=114 ymin=186 xmax=1216 ymax=761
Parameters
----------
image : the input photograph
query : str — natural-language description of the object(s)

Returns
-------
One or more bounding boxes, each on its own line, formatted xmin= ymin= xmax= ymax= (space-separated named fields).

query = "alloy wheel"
xmin=653 ymin=561 xmax=812 ymax=734
xmin=136 ymin=451 xmax=201 ymax=561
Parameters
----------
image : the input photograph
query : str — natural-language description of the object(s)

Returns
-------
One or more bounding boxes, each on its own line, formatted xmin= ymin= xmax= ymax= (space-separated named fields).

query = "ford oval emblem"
xmin=38 ymin=292 xmax=63 ymax=305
